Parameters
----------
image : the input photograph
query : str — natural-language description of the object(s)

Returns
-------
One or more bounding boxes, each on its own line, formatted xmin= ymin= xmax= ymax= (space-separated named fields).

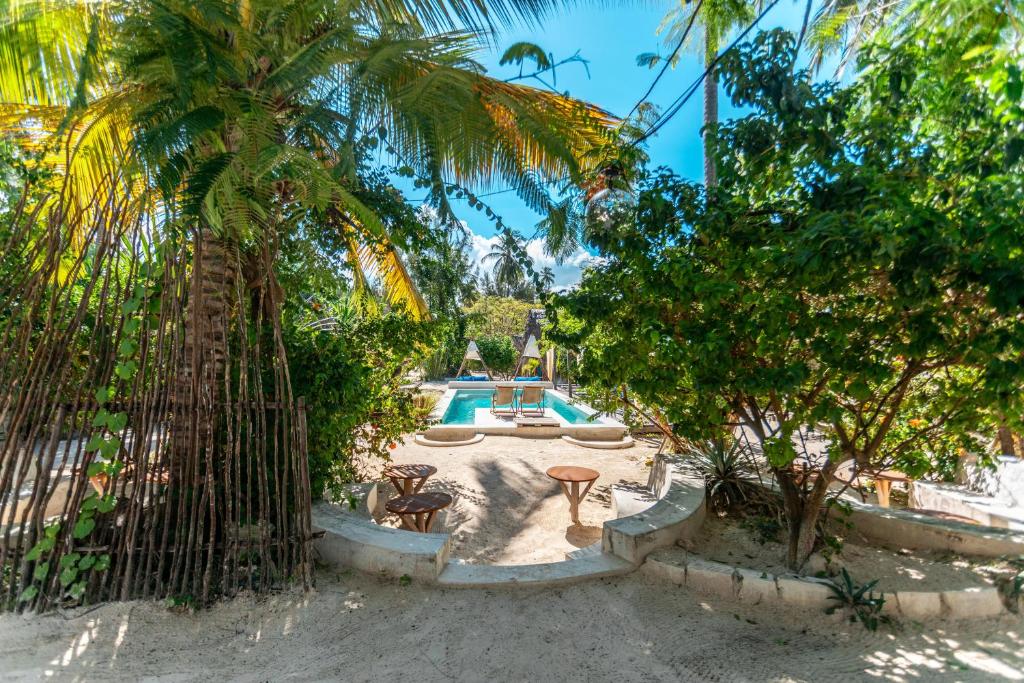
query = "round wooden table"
xmin=385 ymin=492 xmax=452 ymax=532
xmin=871 ymin=470 xmax=910 ymax=508
xmin=546 ymin=465 xmax=600 ymax=525
xmin=383 ymin=464 xmax=437 ymax=496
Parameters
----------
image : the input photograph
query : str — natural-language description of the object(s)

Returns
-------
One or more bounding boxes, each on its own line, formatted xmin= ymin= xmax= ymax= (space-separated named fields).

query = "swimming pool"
xmin=441 ymin=389 xmax=594 ymax=425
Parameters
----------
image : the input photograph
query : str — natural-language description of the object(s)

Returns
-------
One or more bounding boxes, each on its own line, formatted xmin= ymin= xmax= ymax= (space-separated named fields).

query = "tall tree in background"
xmin=483 ymin=231 xmax=528 ymax=296
xmin=806 ymin=0 xmax=909 ymax=73
xmin=656 ymin=0 xmax=757 ymax=186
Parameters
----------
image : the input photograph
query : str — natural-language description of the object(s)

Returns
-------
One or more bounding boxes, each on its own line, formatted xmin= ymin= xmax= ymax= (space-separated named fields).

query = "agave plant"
xmin=682 ymin=437 xmax=762 ymax=510
xmin=824 ymin=568 xmax=891 ymax=631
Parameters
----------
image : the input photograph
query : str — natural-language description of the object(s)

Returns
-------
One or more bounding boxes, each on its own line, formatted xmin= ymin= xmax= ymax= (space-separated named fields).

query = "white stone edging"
xmin=644 ymin=549 xmax=1017 ymax=621
xmin=413 ymin=433 xmax=485 ymax=447
xmin=602 ymin=455 xmax=707 ymax=565
xmin=843 ymin=497 xmax=1024 ymax=558
xmin=560 ymin=434 xmax=635 ymax=449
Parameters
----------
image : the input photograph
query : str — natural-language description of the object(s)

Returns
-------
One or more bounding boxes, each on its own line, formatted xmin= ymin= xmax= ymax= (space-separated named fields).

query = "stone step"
xmin=565 ymin=541 xmax=603 ymax=560
xmin=437 ymin=552 xmax=633 ymax=588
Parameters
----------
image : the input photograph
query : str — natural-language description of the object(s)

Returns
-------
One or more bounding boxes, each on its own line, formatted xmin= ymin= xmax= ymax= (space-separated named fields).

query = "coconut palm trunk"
xmin=173 ymin=231 xmax=238 ymax=459
xmin=703 ymin=40 xmax=719 ymax=188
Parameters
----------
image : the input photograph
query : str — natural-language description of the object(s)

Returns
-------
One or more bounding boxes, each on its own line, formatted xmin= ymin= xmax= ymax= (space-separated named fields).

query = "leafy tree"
xmin=552 ymin=23 xmax=1024 ymax=570
xmin=464 ymin=296 xmax=536 ymax=339
xmin=408 ymin=210 xmax=479 ymax=377
xmin=475 ymin=335 xmax=518 ymax=377
xmin=283 ymin=304 xmax=434 ymax=498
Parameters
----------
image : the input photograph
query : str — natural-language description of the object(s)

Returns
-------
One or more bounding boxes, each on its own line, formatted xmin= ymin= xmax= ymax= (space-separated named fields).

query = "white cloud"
xmin=467 ymin=229 xmax=596 ymax=291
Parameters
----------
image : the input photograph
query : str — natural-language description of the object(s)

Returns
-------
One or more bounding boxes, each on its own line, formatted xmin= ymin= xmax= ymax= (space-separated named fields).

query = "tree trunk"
xmin=997 ymin=421 xmax=1017 ymax=456
xmin=702 ymin=40 xmax=719 ymax=189
xmin=776 ymin=465 xmax=835 ymax=571
xmin=173 ymin=231 xmax=238 ymax=459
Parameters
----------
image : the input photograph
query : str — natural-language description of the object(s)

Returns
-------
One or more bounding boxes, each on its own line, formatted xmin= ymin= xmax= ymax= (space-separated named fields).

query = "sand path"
xmin=1 ymin=570 xmax=1021 ymax=681
xmin=373 ymin=435 xmax=658 ymax=564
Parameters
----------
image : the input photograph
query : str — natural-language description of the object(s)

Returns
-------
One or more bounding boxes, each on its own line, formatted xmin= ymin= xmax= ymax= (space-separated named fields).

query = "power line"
xmin=409 ymin=0 xmax=782 ymax=204
xmin=622 ymin=0 xmax=705 ymax=123
xmin=635 ymin=0 xmax=783 ymax=144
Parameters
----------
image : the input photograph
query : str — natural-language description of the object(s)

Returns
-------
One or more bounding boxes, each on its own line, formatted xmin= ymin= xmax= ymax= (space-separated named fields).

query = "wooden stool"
xmin=385 ymin=492 xmax=452 ymax=532
xmin=383 ymin=464 xmax=437 ymax=496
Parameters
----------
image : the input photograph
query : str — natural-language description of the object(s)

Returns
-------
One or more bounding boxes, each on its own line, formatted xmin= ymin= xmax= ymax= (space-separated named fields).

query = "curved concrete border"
xmin=437 ymin=552 xmax=633 ymax=588
xmin=414 ymin=433 xmax=485 ymax=447
xmin=313 ymin=485 xmax=451 ymax=581
xmin=313 ymin=454 xmax=708 ymax=587
xmin=842 ymin=497 xmax=1024 ymax=558
xmin=910 ymin=480 xmax=1024 ymax=531
xmin=602 ymin=455 xmax=707 ymax=564
xmin=644 ymin=549 xmax=1018 ymax=621
xmin=561 ymin=434 xmax=635 ymax=449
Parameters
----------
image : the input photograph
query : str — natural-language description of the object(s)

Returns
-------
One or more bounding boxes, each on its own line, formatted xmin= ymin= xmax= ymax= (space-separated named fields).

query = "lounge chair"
xmin=491 ymin=385 xmax=518 ymax=417
xmin=519 ymin=386 xmax=546 ymax=417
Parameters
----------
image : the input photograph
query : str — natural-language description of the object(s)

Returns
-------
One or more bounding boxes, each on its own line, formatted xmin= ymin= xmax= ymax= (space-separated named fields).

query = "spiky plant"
xmin=683 ymin=437 xmax=761 ymax=510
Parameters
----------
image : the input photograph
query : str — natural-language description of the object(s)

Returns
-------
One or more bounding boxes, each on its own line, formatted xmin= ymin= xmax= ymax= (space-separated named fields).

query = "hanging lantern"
xmin=584 ymin=165 xmax=636 ymax=237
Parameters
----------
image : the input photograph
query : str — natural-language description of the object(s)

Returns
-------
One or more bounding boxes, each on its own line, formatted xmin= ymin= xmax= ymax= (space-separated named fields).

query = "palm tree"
xmin=657 ymin=0 xmax=757 ymax=186
xmin=806 ymin=0 xmax=910 ymax=74
xmin=483 ymin=231 xmax=527 ymax=296
xmin=540 ymin=266 xmax=556 ymax=291
xmin=0 ymin=0 xmax=617 ymax=607
xmin=0 ymin=0 xmax=615 ymax=312
xmin=1 ymin=0 xmax=618 ymax=447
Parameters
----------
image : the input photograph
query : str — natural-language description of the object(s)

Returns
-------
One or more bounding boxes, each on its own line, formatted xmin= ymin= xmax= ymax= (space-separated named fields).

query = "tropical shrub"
xmin=475 ymin=335 xmax=517 ymax=377
xmin=283 ymin=309 xmax=434 ymax=499
xmin=551 ymin=18 xmax=1024 ymax=570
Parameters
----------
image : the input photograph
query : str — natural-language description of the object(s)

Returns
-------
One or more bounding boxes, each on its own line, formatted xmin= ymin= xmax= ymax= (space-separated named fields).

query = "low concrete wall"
xmin=602 ymin=456 xmax=706 ymax=564
xmin=437 ymin=553 xmax=633 ymax=588
xmin=446 ymin=380 xmax=555 ymax=389
xmin=414 ymin=433 xmax=485 ymax=447
xmin=910 ymin=481 xmax=1024 ymax=531
xmin=843 ymin=498 xmax=1024 ymax=558
xmin=312 ymin=486 xmax=452 ymax=581
xmin=645 ymin=549 xmax=1018 ymax=621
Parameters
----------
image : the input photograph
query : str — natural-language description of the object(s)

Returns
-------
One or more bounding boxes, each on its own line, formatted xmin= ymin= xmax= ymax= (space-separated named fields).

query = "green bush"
xmin=283 ymin=311 xmax=433 ymax=499
xmin=475 ymin=335 xmax=516 ymax=377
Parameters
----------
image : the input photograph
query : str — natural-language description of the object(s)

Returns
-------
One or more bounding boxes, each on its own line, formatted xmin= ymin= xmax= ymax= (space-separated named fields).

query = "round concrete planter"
xmin=413 ymin=433 xmax=485 ymax=447
xmin=560 ymin=434 xmax=635 ymax=449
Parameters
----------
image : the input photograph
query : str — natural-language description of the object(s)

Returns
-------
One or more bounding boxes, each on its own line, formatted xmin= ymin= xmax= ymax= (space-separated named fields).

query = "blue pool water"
xmin=441 ymin=389 xmax=595 ymax=425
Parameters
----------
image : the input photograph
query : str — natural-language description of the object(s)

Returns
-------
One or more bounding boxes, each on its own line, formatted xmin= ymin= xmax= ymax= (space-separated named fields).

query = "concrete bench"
xmin=602 ymin=456 xmax=706 ymax=564
xmin=312 ymin=485 xmax=452 ymax=581
xmin=910 ymin=480 xmax=1024 ymax=531
xmin=844 ymin=496 xmax=1024 ymax=557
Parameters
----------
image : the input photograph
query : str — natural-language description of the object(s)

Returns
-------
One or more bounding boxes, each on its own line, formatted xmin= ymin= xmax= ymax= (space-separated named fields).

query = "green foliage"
xmin=407 ymin=213 xmax=478 ymax=378
xmin=283 ymin=309 xmax=434 ymax=499
xmin=825 ymin=568 xmax=892 ymax=631
xmin=683 ymin=439 xmax=761 ymax=511
xmin=474 ymin=336 xmax=517 ymax=376
xmin=551 ymin=22 xmax=1024 ymax=567
xmin=464 ymin=296 xmax=535 ymax=339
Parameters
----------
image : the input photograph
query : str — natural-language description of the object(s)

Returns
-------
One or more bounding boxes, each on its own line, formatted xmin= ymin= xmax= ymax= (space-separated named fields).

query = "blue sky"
xmin=398 ymin=1 xmax=827 ymax=287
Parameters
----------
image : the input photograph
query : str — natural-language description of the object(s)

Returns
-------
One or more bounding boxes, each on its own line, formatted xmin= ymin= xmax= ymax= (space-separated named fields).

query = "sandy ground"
xmin=1 ymin=569 xmax=1022 ymax=682
xmin=692 ymin=514 xmax=1015 ymax=592
xmin=366 ymin=435 xmax=658 ymax=564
